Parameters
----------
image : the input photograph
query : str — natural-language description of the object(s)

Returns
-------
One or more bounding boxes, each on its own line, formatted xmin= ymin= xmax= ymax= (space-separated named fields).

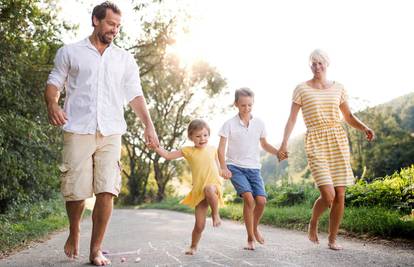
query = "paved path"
xmin=1 ymin=209 xmax=413 ymax=266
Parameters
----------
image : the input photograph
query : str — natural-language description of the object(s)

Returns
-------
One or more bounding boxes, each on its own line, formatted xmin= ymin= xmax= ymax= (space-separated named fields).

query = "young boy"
xmin=218 ymin=88 xmax=278 ymax=250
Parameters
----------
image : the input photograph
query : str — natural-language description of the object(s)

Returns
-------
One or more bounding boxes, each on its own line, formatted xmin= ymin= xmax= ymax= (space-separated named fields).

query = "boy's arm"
xmin=154 ymin=146 xmax=183 ymax=160
xmin=218 ymin=136 xmax=232 ymax=179
xmin=260 ymin=137 xmax=278 ymax=156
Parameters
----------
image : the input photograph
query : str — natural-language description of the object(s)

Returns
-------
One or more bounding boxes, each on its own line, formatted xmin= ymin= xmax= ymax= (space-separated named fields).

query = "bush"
xmin=346 ymin=165 xmax=414 ymax=213
xmin=266 ymin=183 xmax=318 ymax=207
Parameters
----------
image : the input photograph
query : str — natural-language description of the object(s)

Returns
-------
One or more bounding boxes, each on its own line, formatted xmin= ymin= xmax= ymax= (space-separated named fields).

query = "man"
xmin=45 ymin=2 xmax=158 ymax=265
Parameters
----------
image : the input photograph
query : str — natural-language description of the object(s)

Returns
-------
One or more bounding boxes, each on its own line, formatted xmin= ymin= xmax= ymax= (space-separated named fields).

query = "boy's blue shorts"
xmin=227 ymin=164 xmax=267 ymax=198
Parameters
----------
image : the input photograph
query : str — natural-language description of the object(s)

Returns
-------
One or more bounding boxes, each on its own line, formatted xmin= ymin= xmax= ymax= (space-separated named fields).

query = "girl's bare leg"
xmin=328 ymin=186 xmax=346 ymax=250
xmin=309 ymin=185 xmax=335 ymax=244
xmin=253 ymin=196 xmax=266 ymax=244
xmin=186 ymin=200 xmax=208 ymax=255
xmin=204 ymin=185 xmax=221 ymax=227
xmin=242 ymin=192 xmax=256 ymax=250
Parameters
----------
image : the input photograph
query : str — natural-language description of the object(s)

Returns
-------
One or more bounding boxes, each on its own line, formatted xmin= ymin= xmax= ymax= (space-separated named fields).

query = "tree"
xmin=0 ymin=0 xmax=70 ymax=212
xmin=120 ymin=14 xmax=226 ymax=203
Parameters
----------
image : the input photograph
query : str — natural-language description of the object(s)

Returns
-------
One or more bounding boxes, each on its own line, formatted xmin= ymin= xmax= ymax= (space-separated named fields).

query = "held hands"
xmin=220 ymin=167 xmax=232 ymax=179
xmin=47 ymin=103 xmax=67 ymax=126
xmin=277 ymin=145 xmax=288 ymax=162
xmin=364 ymin=127 xmax=375 ymax=142
xmin=144 ymin=126 xmax=160 ymax=149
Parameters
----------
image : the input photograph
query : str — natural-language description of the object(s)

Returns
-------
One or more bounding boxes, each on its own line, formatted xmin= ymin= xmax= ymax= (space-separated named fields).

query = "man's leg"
xmin=64 ymin=200 xmax=85 ymax=258
xmin=89 ymin=192 xmax=114 ymax=266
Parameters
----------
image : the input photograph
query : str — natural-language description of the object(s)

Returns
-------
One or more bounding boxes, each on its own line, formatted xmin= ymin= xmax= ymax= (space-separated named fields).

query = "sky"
xmin=57 ymin=0 xmax=414 ymax=145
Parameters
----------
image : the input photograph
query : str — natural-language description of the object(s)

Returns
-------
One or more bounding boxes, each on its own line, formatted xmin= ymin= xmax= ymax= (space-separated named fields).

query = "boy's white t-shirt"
xmin=218 ymin=114 xmax=267 ymax=169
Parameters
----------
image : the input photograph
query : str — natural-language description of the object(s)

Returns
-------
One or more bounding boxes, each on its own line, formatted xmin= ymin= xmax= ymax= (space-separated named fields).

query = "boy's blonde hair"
xmin=234 ymin=87 xmax=254 ymax=103
xmin=187 ymin=119 xmax=210 ymax=139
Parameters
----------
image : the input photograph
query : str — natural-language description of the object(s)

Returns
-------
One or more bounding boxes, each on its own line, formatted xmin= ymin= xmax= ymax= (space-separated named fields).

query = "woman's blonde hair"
xmin=187 ymin=119 xmax=210 ymax=138
xmin=309 ymin=49 xmax=330 ymax=67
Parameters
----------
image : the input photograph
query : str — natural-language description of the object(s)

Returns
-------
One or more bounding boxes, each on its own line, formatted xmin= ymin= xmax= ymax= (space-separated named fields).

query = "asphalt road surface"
xmin=1 ymin=209 xmax=413 ymax=266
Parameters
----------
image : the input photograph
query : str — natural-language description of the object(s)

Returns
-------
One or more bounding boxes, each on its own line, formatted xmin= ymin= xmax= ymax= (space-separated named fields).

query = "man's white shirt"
xmin=47 ymin=37 xmax=142 ymax=136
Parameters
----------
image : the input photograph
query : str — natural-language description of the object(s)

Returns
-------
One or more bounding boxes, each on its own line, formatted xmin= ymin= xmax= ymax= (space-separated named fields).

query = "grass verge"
xmin=0 ymin=196 xmax=77 ymax=257
xmin=141 ymin=198 xmax=414 ymax=240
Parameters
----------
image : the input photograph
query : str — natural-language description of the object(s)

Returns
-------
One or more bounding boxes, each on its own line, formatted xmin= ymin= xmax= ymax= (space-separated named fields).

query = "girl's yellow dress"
xmin=293 ymin=82 xmax=354 ymax=187
xmin=180 ymin=145 xmax=224 ymax=208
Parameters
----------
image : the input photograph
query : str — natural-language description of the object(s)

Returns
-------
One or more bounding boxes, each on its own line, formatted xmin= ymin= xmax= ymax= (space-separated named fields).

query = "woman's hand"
xmin=364 ymin=127 xmax=375 ymax=141
xmin=277 ymin=144 xmax=289 ymax=161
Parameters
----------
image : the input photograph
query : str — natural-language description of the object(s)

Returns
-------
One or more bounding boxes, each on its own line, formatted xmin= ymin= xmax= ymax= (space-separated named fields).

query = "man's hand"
xmin=47 ymin=103 xmax=67 ymax=126
xmin=144 ymin=126 xmax=159 ymax=149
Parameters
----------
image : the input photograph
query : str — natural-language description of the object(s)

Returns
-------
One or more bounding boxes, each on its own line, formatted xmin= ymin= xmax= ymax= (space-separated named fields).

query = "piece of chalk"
xmin=135 ymin=257 xmax=141 ymax=262
xmin=121 ymin=257 xmax=126 ymax=262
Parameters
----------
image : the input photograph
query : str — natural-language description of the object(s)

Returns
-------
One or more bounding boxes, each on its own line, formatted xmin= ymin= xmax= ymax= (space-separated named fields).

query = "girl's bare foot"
xmin=328 ymin=242 xmax=344 ymax=250
xmin=212 ymin=213 xmax=221 ymax=227
xmin=308 ymin=221 xmax=319 ymax=244
xmin=254 ymin=229 xmax=265 ymax=244
xmin=90 ymin=250 xmax=111 ymax=266
xmin=185 ymin=247 xmax=197 ymax=255
xmin=64 ymin=232 xmax=80 ymax=259
xmin=243 ymin=240 xmax=255 ymax=250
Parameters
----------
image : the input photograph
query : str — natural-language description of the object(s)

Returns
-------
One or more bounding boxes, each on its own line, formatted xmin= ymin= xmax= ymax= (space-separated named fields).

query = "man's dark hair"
xmin=91 ymin=1 xmax=121 ymax=27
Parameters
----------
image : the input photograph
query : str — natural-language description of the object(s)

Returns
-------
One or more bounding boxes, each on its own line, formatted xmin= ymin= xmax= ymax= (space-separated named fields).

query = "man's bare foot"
xmin=212 ymin=213 xmax=221 ymax=227
xmin=64 ymin=233 xmax=80 ymax=259
xmin=254 ymin=229 xmax=265 ymax=244
xmin=328 ymin=242 xmax=344 ymax=250
xmin=185 ymin=247 xmax=197 ymax=255
xmin=243 ymin=240 xmax=255 ymax=250
xmin=90 ymin=250 xmax=111 ymax=266
xmin=308 ymin=221 xmax=319 ymax=244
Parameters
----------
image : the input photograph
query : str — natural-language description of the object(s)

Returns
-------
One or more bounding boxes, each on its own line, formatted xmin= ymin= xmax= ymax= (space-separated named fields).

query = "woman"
xmin=278 ymin=49 xmax=375 ymax=250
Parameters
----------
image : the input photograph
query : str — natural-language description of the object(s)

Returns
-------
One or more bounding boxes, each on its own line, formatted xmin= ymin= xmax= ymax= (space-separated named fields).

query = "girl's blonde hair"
xmin=187 ymin=119 xmax=210 ymax=138
xmin=309 ymin=49 xmax=330 ymax=67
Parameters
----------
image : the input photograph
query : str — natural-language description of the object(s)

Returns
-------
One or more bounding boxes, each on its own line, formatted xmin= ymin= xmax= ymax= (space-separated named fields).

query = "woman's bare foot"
xmin=90 ymin=250 xmax=111 ymax=266
xmin=308 ymin=221 xmax=319 ymax=244
xmin=328 ymin=242 xmax=344 ymax=250
xmin=185 ymin=247 xmax=197 ymax=255
xmin=212 ymin=213 xmax=221 ymax=227
xmin=243 ymin=240 xmax=255 ymax=250
xmin=64 ymin=232 xmax=80 ymax=259
xmin=254 ymin=229 xmax=265 ymax=244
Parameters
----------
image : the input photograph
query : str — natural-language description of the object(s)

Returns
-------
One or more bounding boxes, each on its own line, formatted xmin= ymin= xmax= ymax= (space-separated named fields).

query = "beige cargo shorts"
xmin=59 ymin=131 xmax=122 ymax=201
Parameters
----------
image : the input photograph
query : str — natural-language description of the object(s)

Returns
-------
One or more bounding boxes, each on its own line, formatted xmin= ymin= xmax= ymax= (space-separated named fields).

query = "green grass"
xmin=0 ymin=196 xmax=82 ymax=256
xmin=141 ymin=198 xmax=414 ymax=239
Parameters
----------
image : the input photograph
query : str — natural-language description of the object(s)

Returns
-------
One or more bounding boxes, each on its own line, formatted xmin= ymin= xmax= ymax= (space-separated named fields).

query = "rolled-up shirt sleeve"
xmin=123 ymin=53 xmax=143 ymax=103
xmin=47 ymin=46 xmax=69 ymax=92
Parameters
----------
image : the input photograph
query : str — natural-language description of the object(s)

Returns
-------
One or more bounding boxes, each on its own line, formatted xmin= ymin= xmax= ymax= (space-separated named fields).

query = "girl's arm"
xmin=340 ymin=101 xmax=375 ymax=141
xmin=279 ymin=102 xmax=301 ymax=160
xmin=154 ymin=146 xmax=183 ymax=160
xmin=218 ymin=136 xmax=232 ymax=179
xmin=260 ymin=138 xmax=278 ymax=156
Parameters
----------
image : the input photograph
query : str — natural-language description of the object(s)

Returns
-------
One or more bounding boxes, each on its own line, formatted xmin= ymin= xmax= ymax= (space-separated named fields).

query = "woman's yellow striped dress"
xmin=293 ymin=82 xmax=354 ymax=187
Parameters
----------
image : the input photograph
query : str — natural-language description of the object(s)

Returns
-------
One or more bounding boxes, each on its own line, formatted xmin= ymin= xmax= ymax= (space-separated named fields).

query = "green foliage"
xmin=346 ymin=165 xmax=414 ymax=213
xmin=0 ymin=0 xmax=66 ymax=212
xmin=266 ymin=183 xmax=319 ymax=207
xmin=0 ymin=195 xmax=68 ymax=255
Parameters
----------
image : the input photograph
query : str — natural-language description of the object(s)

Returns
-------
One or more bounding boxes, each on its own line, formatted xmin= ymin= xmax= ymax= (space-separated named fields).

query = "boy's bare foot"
xmin=185 ymin=247 xmax=197 ymax=255
xmin=308 ymin=221 xmax=319 ymax=244
xmin=90 ymin=250 xmax=111 ymax=266
xmin=328 ymin=242 xmax=344 ymax=250
xmin=254 ymin=229 xmax=265 ymax=244
xmin=243 ymin=240 xmax=255 ymax=250
xmin=64 ymin=232 xmax=80 ymax=259
xmin=212 ymin=213 xmax=221 ymax=227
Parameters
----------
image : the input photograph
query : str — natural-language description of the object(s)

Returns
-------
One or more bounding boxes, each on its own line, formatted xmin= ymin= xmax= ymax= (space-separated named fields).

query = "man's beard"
xmin=97 ymin=31 xmax=115 ymax=44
